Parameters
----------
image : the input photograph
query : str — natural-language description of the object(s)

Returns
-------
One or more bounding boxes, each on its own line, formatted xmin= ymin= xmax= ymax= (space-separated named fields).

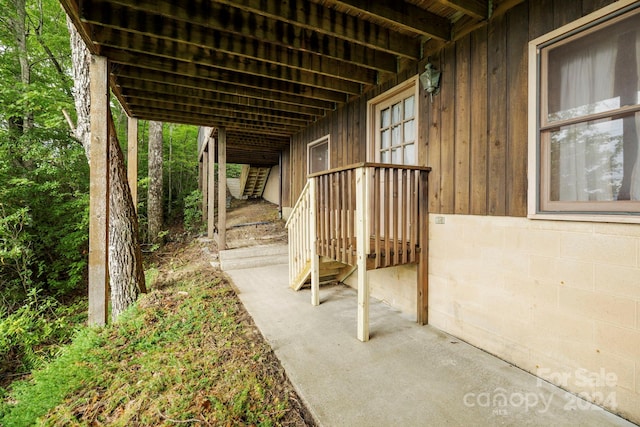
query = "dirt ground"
xmin=215 ymin=198 xmax=288 ymax=250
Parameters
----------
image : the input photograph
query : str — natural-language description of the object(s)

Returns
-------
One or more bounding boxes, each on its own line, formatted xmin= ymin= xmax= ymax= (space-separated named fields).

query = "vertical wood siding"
xmin=285 ymin=0 xmax=619 ymax=217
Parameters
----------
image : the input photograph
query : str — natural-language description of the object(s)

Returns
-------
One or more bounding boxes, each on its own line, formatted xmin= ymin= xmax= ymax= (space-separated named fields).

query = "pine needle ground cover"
xmin=1 ymin=239 xmax=313 ymax=426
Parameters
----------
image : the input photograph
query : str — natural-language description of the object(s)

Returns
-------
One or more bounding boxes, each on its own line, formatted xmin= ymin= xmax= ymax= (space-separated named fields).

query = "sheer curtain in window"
xmin=550 ymin=30 xmax=640 ymax=202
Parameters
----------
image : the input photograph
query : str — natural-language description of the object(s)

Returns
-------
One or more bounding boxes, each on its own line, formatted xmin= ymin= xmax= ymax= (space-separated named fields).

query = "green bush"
xmin=183 ymin=190 xmax=204 ymax=234
xmin=0 ymin=289 xmax=86 ymax=377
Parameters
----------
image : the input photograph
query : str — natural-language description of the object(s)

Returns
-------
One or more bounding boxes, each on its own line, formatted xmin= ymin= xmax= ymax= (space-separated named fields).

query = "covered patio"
xmin=221 ymin=245 xmax=635 ymax=426
xmin=61 ymin=0 xmax=500 ymax=329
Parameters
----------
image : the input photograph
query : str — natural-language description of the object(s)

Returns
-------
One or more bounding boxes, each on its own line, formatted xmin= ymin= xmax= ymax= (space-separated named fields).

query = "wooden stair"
xmin=291 ymin=257 xmax=355 ymax=291
xmin=242 ymin=166 xmax=271 ymax=198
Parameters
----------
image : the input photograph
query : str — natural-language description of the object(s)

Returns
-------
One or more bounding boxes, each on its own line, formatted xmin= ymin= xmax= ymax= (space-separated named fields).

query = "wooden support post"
xmin=88 ymin=55 xmax=109 ymax=326
xmin=417 ymin=170 xmax=429 ymax=324
xmin=202 ymin=146 xmax=208 ymax=224
xmin=217 ymin=127 xmax=227 ymax=249
xmin=309 ymin=178 xmax=320 ymax=306
xmin=127 ymin=117 xmax=138 ymax=212
xmin=355 ymin=166 xmax=370 ymax=342
xmin=207 ymin=136 xmax=216 ymax=239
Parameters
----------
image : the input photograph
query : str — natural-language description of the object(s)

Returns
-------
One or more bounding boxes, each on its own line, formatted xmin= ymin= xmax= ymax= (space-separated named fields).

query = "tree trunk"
xmin=66 ymin=16 xmax=91 ymax=159
xmin=108 ymin=115 xmax=146 ymax=320
xmin=14 ymin=0 xmax=32 ymax=133
xmin=66 ymin=17 xmax=146 ymax=322
xmin=147 ymin=120 xmax=163 ymax=244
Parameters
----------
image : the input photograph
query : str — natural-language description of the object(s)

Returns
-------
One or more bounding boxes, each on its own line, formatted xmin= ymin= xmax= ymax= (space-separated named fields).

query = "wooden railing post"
xmin=88 ymin=55 xmax=109 ymax=326
xmin=127 ymin=117 xmax=138 ymax=212
xmin=417 ymin=170 xmax=429 ymax=324
xmin=355 ymin=166 xmax=370 ymax=342
xmin=309 ymin=178 xmax=320 ymax=306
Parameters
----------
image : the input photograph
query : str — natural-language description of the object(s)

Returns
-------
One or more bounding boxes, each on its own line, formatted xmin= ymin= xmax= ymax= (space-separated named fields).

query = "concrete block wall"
xmin=345 ymin=265 xmax=417 ymax=320
xmin=428 ymin=214 xmax=640 ymax=423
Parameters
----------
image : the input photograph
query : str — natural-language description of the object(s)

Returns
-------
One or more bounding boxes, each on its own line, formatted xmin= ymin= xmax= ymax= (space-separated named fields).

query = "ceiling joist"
xmin=63 ymin=0 xmax=491 ymax=166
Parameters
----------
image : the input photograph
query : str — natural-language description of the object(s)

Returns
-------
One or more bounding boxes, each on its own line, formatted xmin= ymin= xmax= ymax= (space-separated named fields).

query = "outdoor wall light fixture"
xmin=420 ymin=61 xmax=441 ymax=102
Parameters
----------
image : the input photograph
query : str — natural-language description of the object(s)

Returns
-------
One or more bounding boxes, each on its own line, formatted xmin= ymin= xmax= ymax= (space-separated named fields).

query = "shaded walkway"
xmin=222 ymin=245 xmax=635 ymax=427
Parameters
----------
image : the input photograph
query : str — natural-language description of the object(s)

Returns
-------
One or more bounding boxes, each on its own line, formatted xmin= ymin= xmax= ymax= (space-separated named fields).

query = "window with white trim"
xmin=529 ymin=2 xmax=640 ymax=219
xmin=307 ymin=135 xmax=330 ymax=175
xmin=371 ymin=80 xmax=418 ymax=165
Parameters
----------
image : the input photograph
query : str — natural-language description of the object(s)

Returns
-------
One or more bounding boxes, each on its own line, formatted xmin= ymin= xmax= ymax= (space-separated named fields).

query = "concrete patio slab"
xmin=222 ymin=245 xmax=636 ymax=427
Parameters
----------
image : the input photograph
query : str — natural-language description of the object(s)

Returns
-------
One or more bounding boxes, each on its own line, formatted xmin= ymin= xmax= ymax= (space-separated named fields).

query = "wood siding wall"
xmin=286 ymin=0 xmax=618 ymax=216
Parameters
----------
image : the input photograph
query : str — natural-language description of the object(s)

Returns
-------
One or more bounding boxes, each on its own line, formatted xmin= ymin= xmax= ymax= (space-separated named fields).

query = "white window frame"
xmin=307 ymin=134 xmax=331 ymax=175
xmin=367 ymin=76 xmax=420 ymax=164
xmin=528 ymin=0 xmax=640 ymax=223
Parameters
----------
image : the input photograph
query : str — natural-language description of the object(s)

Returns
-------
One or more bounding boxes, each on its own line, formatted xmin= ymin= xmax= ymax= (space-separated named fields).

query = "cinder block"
xmin=428 ymin=274 xmax=452 ymax=315
xmin=529 ymin=219 xmax=594 ymax=233
xmin=532 ymin=307 xmax=594 ymax=345
xmin=560 ymin=232 xmax=637 ymax=266
xmin=594 ymin=263 xmax=640 ymax=300
xmin=427 ymin=309 xmax=450 ymax=331
xmin=559 ymin=287 xmax=636 ymax=329
xmin=595 ymin=323 xmax=640 ymax=361
xmin=529 ymin=255 xmax=594 ymax=290
xmin=504 ymin=228 xmax=561 ymax=257
xmin=594 ymin=222 xmax=640 ymax=238
xmin=611 ymin=385 xmax=640 ymax=423
xmin=503 ymin=274 xmax=558 ymax=311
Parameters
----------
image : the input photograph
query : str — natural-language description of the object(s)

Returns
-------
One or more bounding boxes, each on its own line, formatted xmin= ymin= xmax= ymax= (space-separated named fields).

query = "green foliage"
xmin=130 ymin=121 xmax=200 ymax=226
xmin=0 ymin=0 xmax=89 ymax=310
xmin=183 ymin=190 xmax=204 ymax=234
xmin=0 ymin=289 xmax=87 ymax=379
xmin=0 ymin=326 xmax=99 ymax=426
xmin=227 ymin=163 xmax=242 ymax=178
xmin=1 ymin=253 xmax=300 ymax=426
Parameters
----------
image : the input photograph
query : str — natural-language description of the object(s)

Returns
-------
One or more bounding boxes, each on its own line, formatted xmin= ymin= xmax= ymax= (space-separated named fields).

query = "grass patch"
xmin=1 ymin=241 xmax=311 ymax=426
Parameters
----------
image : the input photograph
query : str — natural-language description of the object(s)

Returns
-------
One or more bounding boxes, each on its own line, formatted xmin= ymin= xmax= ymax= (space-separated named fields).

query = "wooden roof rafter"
xmin=62 ymin=0 xmax=492 ymax=166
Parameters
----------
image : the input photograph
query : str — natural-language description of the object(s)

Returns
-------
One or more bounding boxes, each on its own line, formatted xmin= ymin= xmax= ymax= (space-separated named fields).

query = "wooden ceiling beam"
xmin=113 ymin=65 xmax=346 ymax=105
xmin=94 ymin=31 xmax=363 ymax=95
xmin=126 ymin=98 xmax=312 ymax=127
xmin=85 ymin=0 xmax=402 ymax=72
xmin=126 ymin=94 xmax=319 ymax=123
xmin=328 ymin=0 xmax=451 ymax=40
xmin=226 ymin=137 xmax=290 ymax=149
xmin=212 ymin=0 xmax=421 ymax=58
xmin=121 ymin=87 xmax=326 ymax=119
xmin=129 ymin=107 xmax=303 ymax=131
xmin=130 ymin=109 xmax=298 ymax=136
xmin=89 ymin=17 xmax=378 ymax=85
xmin=437 ymin=0 xmax=489 ymax=20
xmin=114 ymin=75 xmax=336 ymax=112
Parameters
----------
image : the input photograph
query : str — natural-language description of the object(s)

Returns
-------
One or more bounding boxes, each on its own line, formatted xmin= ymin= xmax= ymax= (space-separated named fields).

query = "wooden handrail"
xmin=308 ymin=162 xmax=431 ymax=178
xmin=285 ymin=179 xmax=310 ymax=228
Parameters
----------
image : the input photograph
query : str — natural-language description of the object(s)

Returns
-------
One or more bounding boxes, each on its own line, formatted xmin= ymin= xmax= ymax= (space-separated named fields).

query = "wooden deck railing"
xmin=311 ymin=163 xmax=430 ymax=269
xmin=285 ymin=179 xmax=312 ymax=290
xmin=288 ymin=163 xmax=430 ymax=340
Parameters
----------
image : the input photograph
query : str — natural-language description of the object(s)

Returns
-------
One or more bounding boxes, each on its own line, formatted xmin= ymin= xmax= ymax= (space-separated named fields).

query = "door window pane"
xmin=404 ymin=96 xmax=414 ymax=119
xmin=404 ymin=120 xmax=415 ymax=143
xmin=392 ymin=102 xmax=401 ymax=124
xmin=381 ymin=108 xmax=390 ymax=128
xmin=381 ymin=129 xmax=390 ymax=148
xmin=404 ymin=144 xmax=415 ymax=165
xmin=391 ymin=125 xmax=401 ymax=147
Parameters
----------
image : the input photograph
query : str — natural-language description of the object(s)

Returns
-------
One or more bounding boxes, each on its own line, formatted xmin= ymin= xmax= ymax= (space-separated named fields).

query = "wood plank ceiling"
xmin=61 ymin=0 xmax=492 ymax=165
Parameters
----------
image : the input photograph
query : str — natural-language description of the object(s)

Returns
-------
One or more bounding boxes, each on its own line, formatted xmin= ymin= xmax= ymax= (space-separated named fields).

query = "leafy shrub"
xmin=0 ymin=289 xmax=86 ymax=377
xmin=183 ymin=190 xmax=204 ymax=234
